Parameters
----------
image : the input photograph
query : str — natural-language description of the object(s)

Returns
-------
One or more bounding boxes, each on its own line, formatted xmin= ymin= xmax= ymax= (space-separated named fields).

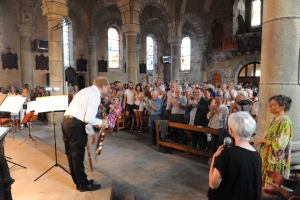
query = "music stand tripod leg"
xmin=34 ymin=112 xmax=70 ymax=182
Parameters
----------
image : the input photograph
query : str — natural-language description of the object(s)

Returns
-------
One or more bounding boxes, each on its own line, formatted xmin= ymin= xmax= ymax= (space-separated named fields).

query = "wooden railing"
xmin=156 ymin=120 xmax=219 ymax=158
xmin=212 ymin=35 xmax=238 ymax=52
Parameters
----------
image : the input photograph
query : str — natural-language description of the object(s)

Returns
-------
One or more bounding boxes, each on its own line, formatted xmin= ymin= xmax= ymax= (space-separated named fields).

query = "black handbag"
xmin=23 ymin=104 xmax=27 ymax=109
xmin=133 ymin=104 xmax=139 ymax=110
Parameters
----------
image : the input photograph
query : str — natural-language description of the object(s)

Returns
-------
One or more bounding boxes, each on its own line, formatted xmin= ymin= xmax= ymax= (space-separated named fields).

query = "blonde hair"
xmin=93 ymin=76 xmax=109 ymax=88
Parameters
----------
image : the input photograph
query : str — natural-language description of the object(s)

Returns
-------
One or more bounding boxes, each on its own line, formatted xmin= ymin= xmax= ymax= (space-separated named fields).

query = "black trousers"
xmin=170 ymin=114 xmax=185 ymax=144
xmin=61 ymin=118 xmax=88 ymax=186
xmin=191 ymin=131 xmax=206 ymax=150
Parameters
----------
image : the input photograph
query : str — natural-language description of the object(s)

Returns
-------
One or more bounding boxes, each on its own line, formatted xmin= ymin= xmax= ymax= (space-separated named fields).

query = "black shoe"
xmin=79 ymin=182 xmax=101 ymax=192
xmin=76 ymin=179 xmax=95 ymax=190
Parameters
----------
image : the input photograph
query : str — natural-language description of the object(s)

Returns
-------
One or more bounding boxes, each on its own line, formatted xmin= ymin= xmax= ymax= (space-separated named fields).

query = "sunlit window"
xmin=63 ymin=19 xmax=70 ymax=67
xmin=108 ymin=27 xmax=120 ymax=69
xmin=180 ymin=37 xmax=191 ymax=72
xmin=146 ymin=36 xmax=154 ymax=71
xmin=238 ymin=62 xmax=260 ymax=77
xmin=251 ymin=0 xmax=261 ymax=27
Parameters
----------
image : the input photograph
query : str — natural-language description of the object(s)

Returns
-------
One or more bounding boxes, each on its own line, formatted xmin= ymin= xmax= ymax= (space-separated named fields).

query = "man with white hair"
xmin=167 ymin=86 xmax=187 ymax=144
xmin=143 ymin=90 xmax=163 ymax=145
xmin=153 ymin=76 xmax=166 ymax=99
xmin=230 ymin=90 xmax=252 ymax=113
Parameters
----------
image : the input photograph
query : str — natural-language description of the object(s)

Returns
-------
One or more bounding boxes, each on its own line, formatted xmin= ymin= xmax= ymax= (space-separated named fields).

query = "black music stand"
xmin=19 ymin=112 xmax=38 ymax=145
xmin=34 ymin=96 xmax=70 ymax=181
xmin=0 ymin=127 xmax=26 ymax=169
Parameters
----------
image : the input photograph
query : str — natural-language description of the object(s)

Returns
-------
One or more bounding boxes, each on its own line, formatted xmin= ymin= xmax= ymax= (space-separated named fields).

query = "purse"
xmin=133 ymin=104 xmax=139 ymax=110
xmin=23 ymin=104 xmax=27 ymax=109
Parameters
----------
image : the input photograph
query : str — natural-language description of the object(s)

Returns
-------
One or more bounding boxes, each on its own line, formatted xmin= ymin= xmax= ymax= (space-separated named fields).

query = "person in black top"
xmin=208 ymin=111 xmax=262 ymax=200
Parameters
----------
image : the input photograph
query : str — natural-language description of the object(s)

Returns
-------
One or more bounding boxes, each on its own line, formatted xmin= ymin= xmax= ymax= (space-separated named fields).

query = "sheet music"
xmin=35 ymin=96 xmax=68 ymax=113
xmin=26 ymin=101 xmax=37 ymax=114
xmin=0 ymin=96 xmax=26 ymax=113
xmin=0 ymin=94 xmax=7 ymax=106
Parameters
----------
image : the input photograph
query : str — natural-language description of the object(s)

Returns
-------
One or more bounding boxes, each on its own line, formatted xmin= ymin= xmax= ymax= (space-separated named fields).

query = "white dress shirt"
xmin=64 ymin=85 xmax=102 ymax=126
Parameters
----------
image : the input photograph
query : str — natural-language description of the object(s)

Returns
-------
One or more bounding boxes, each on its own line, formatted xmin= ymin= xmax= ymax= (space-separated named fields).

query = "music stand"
xmin=19 ymin=112 xmax=38 ymax=145
xmin=34 ymin=96 xmax=70 ymax=181
xmin=0 ymin=127 xmax=26 ymax=169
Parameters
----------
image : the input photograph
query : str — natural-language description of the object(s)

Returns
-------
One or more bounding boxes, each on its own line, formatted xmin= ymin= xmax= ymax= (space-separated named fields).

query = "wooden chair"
xmin=116 ymin=111 xmax=126 ymax=132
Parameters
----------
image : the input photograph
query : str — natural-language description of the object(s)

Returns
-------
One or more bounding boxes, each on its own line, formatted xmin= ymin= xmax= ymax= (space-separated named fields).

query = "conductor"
xmin=61 ymin=76 xmax=110 ymax=192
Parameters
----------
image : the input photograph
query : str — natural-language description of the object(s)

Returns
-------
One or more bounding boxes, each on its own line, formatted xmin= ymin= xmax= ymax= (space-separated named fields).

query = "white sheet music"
xmin=35 ymin=96 xmax=68 ymax=113
xmin=0 ymin=96 xmax=26 ymax=113
xmin=26 ymin=101 xmax=37 ymax=114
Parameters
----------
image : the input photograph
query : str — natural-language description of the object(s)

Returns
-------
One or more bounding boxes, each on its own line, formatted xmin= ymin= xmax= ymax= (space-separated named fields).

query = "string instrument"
xmin=95 ymin=112 xmax=107 ymax=156
xmin=86 ymin=142 xmax=93 ymax=171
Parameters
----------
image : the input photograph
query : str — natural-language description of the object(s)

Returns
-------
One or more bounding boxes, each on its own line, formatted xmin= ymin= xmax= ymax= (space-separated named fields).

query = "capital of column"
xmin=122 ymin=24 xmax=140 ymax=36
xmin=168 ymin=36 xmax=182 ymax=44
xmin=87 ymin=35 xmax=99 ymax=46
xmin=18 ymin=24 xmax=35 ymax=37
xmin=41 ymin=1 xmax=68 ymax=20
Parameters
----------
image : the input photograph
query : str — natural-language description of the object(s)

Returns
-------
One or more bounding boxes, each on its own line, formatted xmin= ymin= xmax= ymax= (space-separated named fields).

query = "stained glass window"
xmin=108 ymin=27 xmax=120 ymax=69
xmin=180 ymin=37 xmax=191 ymax=72
xmin=63 ymin=19 xmax=70 ymax=67
xmin=251 ymin=0 xmax=261 ymax=27
xmin=146 ymin=36 xmax=154 ymax=71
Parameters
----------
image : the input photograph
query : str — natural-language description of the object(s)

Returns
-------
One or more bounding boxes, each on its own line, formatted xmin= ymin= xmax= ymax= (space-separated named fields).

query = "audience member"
xmin=107 ymin=97 xmax=122 ymax=129
xmin=208 ymin=111 xmax=261 ymax=200
xmin=132 ymin=84 xmax=144 ymax=132
xmin=123 ymin=82 xmax=135 ymax=126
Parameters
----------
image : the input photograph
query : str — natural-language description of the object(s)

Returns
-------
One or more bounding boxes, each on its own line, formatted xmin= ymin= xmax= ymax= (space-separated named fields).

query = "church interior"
xmin=0 ymin=0 xmax=300 ymax=199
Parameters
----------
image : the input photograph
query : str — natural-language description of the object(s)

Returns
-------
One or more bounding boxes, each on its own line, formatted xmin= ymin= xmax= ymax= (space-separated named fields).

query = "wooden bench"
xmin=156 ymin=120 xmax=219 ymax=158
xmin=116 ymin=111 xmax=126 ymax=132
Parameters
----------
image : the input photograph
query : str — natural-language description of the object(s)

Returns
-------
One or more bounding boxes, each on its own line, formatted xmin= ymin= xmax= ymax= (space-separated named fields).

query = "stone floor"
xmin=4 ymin=119 xmax=211 ymax=200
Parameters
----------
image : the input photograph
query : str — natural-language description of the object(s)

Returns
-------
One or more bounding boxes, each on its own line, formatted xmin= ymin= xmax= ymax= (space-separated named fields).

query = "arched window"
xmin=251 ymin=0 xmax=261 ymax=27
xmin=238 ymin=62 xmax=260 ymax=87
xmin=146 ymin=35 xmax=155 ymax=71
xmin=63 ymin=18 xmax=70 ymax=68
xmin=180 ymin=37 xmax=191 ymax=72
xmin=108 ymin=27 xmax=120 ymax=69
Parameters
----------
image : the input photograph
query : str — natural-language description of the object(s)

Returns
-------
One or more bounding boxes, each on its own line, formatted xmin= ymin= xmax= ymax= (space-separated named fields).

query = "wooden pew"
xmin=156 ymin=120 xmax=219 ymax=158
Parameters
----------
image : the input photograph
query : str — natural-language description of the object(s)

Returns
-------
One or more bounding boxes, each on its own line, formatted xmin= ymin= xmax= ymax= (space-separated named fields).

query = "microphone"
xmin=223 ymin=137 xmax=231 ymax=148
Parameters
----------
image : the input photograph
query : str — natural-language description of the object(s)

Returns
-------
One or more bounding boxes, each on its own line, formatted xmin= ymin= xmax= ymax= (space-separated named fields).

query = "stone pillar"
xmin=258 ymin=0 xmax=300 ymax=169
xmin=136 ymin=43 xmax=141 ymax=82
xmin=164 ymin=63 xmax=171 ymax=83
xmin=199 ymin=50 xmax=208 ymax=82
xmin=122 ymin=24 xmax=140 ymax=84
xmin=42 ymin=1 xmax=68 ymax=95
xmin=18 ymin=24 xmax=35 ymax=89
xmin=87 ymin=36 xmax=98 ymax=84
xmin=168 ymin=36 xmax=182 ymax=82
xmin=42 ymin=1 xmax=68 ymax=127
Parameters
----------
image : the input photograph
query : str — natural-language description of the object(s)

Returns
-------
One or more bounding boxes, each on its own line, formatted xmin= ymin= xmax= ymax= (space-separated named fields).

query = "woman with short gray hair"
xmin=208 ymin=111 xmax=261 ymax=200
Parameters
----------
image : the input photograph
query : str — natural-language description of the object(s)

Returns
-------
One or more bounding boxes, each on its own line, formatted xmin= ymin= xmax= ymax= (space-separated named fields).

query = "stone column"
xmin=42 ymin=1 xmax=68 ymax=127
xmin=42 ymin=1 xmax=68 ymax=95
xmin=87 ymin=36 xmax=98 ymax=84
xmin=136 ymin=43 xmax=141 ymax=82
xmin=18 ymin=24 xmax=35 ymax=89
xmin=168 ymin=36 xmax=182 ymax=82
xmin=199 ymin=50 xmax=208 ymax=82
xmin=122 ymin=24 xmax=140 ymax=84
xmin=164 ymin=63 xmax=171 ymax=83
xmin=258 ymin=0 xmax=300 ymax=169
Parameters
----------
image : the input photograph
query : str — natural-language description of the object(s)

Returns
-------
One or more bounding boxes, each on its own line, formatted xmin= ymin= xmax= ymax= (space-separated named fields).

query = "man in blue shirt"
xmin=143 ymin=90 xmax=163 ymax=145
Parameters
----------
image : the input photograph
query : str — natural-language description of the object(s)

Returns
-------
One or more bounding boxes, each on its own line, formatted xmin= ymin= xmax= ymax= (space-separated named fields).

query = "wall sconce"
xmin=25 ymin=16 xmax=29 ymax=24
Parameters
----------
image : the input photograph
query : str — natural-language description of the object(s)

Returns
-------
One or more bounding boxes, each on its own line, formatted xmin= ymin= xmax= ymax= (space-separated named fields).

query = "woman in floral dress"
xmin=107 ymin=97 xmax=122 ymax=129
xmin=256 ymin=95 xmax=293 ymax=187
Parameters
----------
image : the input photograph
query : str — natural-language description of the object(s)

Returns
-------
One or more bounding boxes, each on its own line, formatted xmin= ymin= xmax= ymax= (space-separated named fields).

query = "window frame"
xmin=107 ymin=26 xmax=120 ymax=69
xmin=180 ymin=36 xmax=191 ymax=73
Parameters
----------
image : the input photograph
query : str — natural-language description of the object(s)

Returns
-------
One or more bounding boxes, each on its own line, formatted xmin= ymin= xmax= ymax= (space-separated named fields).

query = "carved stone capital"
xmin=17 ymin=24 xmax=35 ymax=37
xmin=86 ymin=35 xmax=99 ymax=46
xmin=42 ymin=1 xmax=68 ymax=20
xmin=121 ymin=24 xmax=140 ymax=35
xmin=167 ymin=36 xmax=182 ymax=44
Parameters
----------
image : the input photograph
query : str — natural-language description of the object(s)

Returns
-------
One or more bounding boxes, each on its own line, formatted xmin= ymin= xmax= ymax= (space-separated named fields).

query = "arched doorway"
xmin=65 ymin=67 xmax=77 ymax=85
xmin=212 ymin=73 xmax=222 ymax=85
xmin=77 ymin=75 xmax=85 ymax=91
xmin=238 ymin=62 xmax=260 ymax=86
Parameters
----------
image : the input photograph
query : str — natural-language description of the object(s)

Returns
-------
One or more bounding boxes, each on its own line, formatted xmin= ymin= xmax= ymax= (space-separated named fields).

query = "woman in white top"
xmin=132 ymin=84 xmax=144 ymax=132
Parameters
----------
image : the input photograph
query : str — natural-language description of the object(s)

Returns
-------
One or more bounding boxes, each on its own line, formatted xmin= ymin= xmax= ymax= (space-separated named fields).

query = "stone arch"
xmin=140 ymin=5 xmax=169 ymax=27
xmin=68 ymin=1 xmax=89 ymax=34
xmin=99 ymin=11 xmax=122 ymax=26
xmin=140 ymin=0 xmax=174 ymax=33
xmin=231 ymin=56 xmax=261 ymax=83
xmin=179 ymin=13 xmax=205 ymax=38
xmin=8 ymin=0 xmax=42 ymax=24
